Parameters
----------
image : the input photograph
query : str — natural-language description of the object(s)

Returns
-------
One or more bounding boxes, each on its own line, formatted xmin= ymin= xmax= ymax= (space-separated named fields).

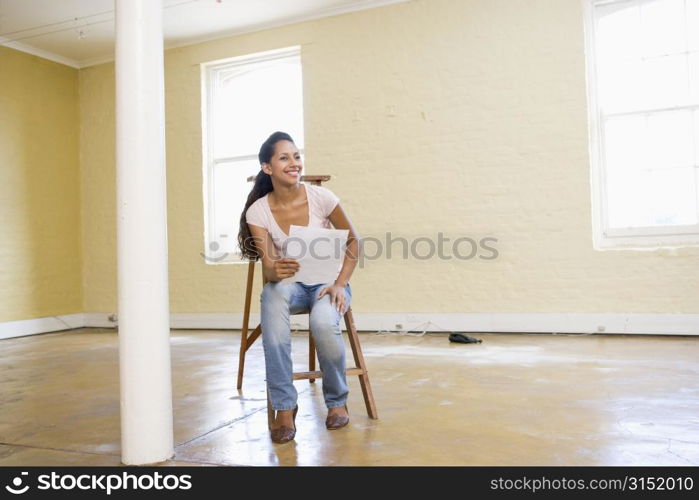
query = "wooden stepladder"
xmin=236 ymin=175 xmax=378 ymax=426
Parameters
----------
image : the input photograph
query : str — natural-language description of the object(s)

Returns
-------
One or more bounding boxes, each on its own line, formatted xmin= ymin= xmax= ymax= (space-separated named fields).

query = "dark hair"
xmin=237 ymin=131 xmax=295 ymax=260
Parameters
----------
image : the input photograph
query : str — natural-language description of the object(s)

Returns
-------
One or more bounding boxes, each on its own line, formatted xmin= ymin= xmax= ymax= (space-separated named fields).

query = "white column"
xmin=115 ymin=0 xmax=173 ymax=465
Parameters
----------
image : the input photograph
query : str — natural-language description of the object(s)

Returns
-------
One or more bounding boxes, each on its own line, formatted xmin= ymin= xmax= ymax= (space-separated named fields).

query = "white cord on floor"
xmin=375 ymin=319 xmax=455 ymax=337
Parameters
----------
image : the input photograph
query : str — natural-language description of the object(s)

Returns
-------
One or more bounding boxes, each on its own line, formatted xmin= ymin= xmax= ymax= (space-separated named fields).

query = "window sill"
xmin=594 ymin=234 xmax=699 ymax=251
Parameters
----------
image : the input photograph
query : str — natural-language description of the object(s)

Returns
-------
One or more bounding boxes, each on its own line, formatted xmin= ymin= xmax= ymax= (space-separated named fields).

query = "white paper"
xmin=281 ymin=225 xmax=349 ymax=285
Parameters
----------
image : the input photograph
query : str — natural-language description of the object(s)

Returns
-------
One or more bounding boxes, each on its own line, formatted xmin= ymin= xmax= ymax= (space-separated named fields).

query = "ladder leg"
xmin=237 ymin=260 xmax=256 ymax=390
xmin=344 ymin=308 xmax=378 ymax=419
xmin=309 ymin=335 xmax=316 ymax=383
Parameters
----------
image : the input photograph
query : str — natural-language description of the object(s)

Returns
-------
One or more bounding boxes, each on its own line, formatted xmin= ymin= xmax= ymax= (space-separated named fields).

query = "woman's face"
xmin=262 ymin=140 xmax=303 ymax=185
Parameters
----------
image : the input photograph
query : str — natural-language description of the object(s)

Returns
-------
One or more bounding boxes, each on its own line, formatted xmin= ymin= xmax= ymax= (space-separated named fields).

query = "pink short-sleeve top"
xmin=245 ymin=182 xmax=340 ymax=257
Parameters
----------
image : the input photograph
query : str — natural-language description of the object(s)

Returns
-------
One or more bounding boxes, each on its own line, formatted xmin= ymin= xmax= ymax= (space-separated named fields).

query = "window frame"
xmin=583 ymin=0 xmax=699 ymax=250
xmin=200 ymin=46 xmax=303 ymax=264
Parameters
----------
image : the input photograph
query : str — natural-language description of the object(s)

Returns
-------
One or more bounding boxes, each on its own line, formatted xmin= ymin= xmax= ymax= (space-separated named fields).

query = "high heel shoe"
xmin=270 ymin=406 xmax=298 ymax=444
xmin=325 ymin=404 xmax=349 ymax=430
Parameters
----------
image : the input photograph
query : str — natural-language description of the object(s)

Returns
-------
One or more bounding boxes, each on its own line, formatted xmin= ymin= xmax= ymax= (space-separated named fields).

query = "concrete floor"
xmin=0 ymin=328 xmax=697 ymax=466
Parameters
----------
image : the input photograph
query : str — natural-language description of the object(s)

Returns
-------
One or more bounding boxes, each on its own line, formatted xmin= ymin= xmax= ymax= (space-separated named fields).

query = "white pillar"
xmin=115 ymin=0 xmax=173 ymax=465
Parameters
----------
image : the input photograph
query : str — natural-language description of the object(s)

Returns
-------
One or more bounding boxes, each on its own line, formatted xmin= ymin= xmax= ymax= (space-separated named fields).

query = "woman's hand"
xmin=271 ymin=258 xmax=299 ymax=281
xmin=318 ymin=283 xmax=348 ymax=314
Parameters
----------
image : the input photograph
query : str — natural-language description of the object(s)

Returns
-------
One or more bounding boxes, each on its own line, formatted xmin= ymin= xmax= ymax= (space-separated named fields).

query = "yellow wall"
xmin=77 ymin=0 xmax=698 ymax=315
xmin=78 ymin=64 xmax=115 ymax=313
xmin=0 ymin=47 xmax=82 ymax=322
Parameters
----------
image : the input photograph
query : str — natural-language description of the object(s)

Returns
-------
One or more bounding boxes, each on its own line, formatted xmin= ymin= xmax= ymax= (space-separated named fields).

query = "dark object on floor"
xmin=449 ymin=333 xmax=482 ymax=344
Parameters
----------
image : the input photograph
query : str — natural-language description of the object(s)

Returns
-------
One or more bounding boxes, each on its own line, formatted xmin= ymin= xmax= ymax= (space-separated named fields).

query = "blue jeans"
xmin=261 ymin=280 xmax=352 ymax=411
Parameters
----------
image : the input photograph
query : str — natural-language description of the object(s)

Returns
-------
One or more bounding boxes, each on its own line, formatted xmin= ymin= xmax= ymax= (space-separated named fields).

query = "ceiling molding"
xmin=160 ymin=0 xmax=409 ymax=59
xmin=75 ymin=53 xmax=114 ymax=69
xmin=0 ymin=36 xmax=81 ymax=68
xmin=2 ymin=0 xmax=410 ymax=69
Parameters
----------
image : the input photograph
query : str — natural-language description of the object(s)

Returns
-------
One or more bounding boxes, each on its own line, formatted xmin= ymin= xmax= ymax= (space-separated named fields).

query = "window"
xmin=585 ymin=0 xmax=699 ymax=249
xmin=201 ymin=46 xmax=304 ymax=263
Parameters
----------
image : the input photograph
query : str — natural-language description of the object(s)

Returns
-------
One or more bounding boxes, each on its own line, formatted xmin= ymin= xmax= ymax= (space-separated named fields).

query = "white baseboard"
xmin=1 ymin=312 xmax=697 ymax=340
xmin=82 ymin=313 xmax=119 ymax=328
xmin=0 ymin=313 xmax=85 ymax=340
xmin=351 ymin=313 xmax=699 ymax=336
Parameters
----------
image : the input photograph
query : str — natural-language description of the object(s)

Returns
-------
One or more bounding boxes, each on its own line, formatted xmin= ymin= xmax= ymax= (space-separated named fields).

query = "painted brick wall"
xmin=78 ymin=0 xmax=699 ymax=315
xmin=0 ymin=47 xmax=82 ymax=322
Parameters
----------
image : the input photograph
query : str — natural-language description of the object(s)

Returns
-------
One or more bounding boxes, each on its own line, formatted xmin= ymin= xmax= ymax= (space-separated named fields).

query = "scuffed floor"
xmin=0 ymin=328 xmax=697 ymax=466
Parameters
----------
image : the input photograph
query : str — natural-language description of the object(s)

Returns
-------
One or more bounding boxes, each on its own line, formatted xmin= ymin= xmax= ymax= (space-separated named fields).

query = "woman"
xmin=238 ymin=131 xmax=361 ymax=444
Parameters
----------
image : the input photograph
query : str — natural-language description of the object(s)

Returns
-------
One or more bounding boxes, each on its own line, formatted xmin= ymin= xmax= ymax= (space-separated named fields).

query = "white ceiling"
xmin=0 ymin=0 xmax=408 ymax=68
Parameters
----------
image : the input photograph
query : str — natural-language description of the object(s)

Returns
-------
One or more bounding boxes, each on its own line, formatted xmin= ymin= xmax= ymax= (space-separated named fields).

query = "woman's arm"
xmin=317 ymin=203 xmax=361 ymax=313
xmin=328 ymin=203 xmax=362 ymax=287
xmin=247 ymin=223 xmax=299 ymax=282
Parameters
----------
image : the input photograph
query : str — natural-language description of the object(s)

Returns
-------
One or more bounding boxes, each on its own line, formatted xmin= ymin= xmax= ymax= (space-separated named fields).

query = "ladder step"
xmin=293 ymin=367 xmax=364 ymax=380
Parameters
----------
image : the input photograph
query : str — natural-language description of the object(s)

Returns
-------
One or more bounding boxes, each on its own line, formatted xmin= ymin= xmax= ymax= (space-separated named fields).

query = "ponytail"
xmin=237 ymin=131 xmax=295 ymax=260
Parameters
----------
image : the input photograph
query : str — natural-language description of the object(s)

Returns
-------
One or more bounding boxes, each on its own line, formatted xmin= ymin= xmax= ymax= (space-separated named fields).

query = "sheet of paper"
xmin=281 ymin=225 xmax=349 ymax=285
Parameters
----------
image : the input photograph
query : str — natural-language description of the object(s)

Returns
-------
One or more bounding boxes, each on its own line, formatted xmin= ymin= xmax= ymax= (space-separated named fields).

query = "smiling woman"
xmin=237 ymin=131 xmax=362 ymax=444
